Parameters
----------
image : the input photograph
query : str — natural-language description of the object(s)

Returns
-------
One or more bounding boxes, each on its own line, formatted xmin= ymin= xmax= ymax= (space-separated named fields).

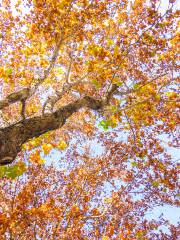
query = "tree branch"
xmin=0 ymin=85 xmax=118 ymax=165
xmin=0 ymin=35 xmax=64 ymax=112
xmin=0 ymin=88 xmax=30 ymax=110
xmin=42 ymin=73 xmax=89 ymax=114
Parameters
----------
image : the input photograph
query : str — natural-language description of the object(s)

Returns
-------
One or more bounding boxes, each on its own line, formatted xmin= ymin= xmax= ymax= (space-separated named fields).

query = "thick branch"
xmin=0 ymin=86 xmax=117 ymax=165
xmin=0 ymin=88 xmax=30 ymax=110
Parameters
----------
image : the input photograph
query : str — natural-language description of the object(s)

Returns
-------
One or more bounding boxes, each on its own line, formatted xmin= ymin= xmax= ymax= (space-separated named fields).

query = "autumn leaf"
xmin=99 ymin=120 xmax=109 ymax=130
xmin=56 ymin=140 xmax=68 ymax=150
xmin=6 ymin=68 xmax=13 ymax=76
xmin=102 ymin=236 xmax=109 ymax=240
xmin=42 ymin=143 xmax=53 ymax=155
xmin=29 ymin=150 xmax=45 ymax=165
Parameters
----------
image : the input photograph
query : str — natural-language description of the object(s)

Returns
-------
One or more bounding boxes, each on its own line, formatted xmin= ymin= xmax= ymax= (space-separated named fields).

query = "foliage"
xmin=0 ymin=0 xmax=179 ymax=239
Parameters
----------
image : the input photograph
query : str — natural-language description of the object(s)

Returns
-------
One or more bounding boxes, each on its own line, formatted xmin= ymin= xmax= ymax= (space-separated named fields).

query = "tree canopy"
xmin=0 ymin=0 xmax=179 ymax=239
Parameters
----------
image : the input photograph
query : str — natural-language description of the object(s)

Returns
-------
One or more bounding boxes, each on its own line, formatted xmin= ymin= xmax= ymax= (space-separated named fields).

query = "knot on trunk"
xmin=0 ymin=130 xmax=19 ymax=165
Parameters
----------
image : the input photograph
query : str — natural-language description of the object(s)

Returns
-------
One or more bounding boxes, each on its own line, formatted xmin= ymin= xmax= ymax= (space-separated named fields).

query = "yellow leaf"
xmin=109 ymin=115 xmax=118 ymax=128
xmin=38 ymin=158 xmax=46 ymax=165
xmin=57 ymin=140 xmax=67 ymax=150
xmin=107 ymin=39 xmax=114 ymax=46
xmin=114 ymin=45 xmax=119 ymax=57
xmin=42 ymin=143 xmax=53 ymax=155
xmin=104 ymin=197 xmax=112 ymax=204
xmin=26 ymin=102 xmax=39 ymax=115
xmin=102 ymin=236 xmax=109 ymax=240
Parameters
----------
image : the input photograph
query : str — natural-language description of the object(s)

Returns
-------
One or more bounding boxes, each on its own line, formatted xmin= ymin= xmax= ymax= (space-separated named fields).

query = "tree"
xmin=0 ymin=0 xmax=179 ymax=239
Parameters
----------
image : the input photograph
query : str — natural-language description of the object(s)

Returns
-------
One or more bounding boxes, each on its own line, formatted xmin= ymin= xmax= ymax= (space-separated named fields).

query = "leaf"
xmin=56 ymin=140 xmax=67 ymax=150
xmin=99 ymin=120 xmax=109 ymax=130
xmin=102 ymin=236 xmax=109 ymax=240
xmin=6 ymin=68 xmax=13 ymax=76
xmin=92 ymin=79 xmax=101 ymax=88
xmin=108 ymin=115 xmax=118 ymax=128
xmin=131 ymin=162 xmax=138 ymax=167
xmin=104 ymin=197 xmax=112 ymax=204
xmin=114 ymin=45 xmax=119 ymax=57
xmin=133 ymin=83 xmax=140 ymax=90
xmin=152 ymin=181 xmax=159 ymax=187
xmin=107 ymin=39 xmax=114 ymax=46
xmin=136 ymin=230 xmax=145 ymax=240
xmin=0 ymin=162 xmax=26 ymax=179
xmin=5 ymin=165 xmax=20 ymax=179
xmin=112 ymin=77 xmax=123 ymax=86
xmin=42 ymin=143 xmax=53 ymax=155
xmin=55 ymin=67 xmax=64 ymax=75
xmin=0 ymin=167 xmax=6 ymax=178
